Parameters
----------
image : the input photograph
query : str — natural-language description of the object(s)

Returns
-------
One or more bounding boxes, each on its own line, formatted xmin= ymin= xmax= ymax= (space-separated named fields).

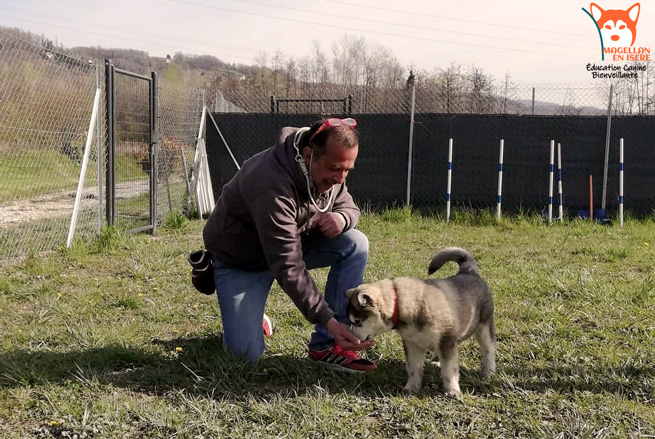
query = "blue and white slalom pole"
xmin=496 ymin=139 xmax=504 ymax=221
xmin=446 ymin=138 xmax=453 ymax=223
xmin=548 ymin=140 xmax=554 ymax=224
xmin=557 ymin=142 xmax=563 ymax=221
xmin=619 ymin=138 xmax=624 ymax=227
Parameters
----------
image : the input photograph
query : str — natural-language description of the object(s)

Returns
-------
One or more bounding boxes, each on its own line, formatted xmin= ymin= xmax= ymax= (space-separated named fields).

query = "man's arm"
xmin=330 ymin=183 xmax=360 ymax=232
xmin=250 ymin=192 xmax=372 ymax=351
xmin=250 ymin=193 xmax=335 ymax=327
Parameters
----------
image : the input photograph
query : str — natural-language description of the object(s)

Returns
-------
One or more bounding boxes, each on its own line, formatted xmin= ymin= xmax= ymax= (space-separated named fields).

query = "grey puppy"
xmin=346 ymin=247 xmax=496 ymax=396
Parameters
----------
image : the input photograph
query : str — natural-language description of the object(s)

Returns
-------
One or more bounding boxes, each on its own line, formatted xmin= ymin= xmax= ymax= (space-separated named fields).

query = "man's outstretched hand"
xmin=325 ymin=317 xmax=375 ymax=351
xmin=315 ymin=213 xmax=346 ymax=239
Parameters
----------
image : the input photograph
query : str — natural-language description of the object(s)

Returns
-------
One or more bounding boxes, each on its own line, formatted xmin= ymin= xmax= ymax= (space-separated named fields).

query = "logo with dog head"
xmin=592 ymin=3 xmax=639 ymax=47
xmin=583 ymin=3 xmax=650 ymax=61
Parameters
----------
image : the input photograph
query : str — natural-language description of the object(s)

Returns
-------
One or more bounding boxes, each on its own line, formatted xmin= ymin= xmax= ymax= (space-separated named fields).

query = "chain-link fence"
xmin=206 ymin=75 xmax=655 ymax=218
xmin=213 ymin=80 xmax=619 ymax=116
xmin=0 ymin=30 xmax=203 ymax=258
xmin=0 ymin=29 xmax=100 ymax=258
xmin=158 ymin=82 xmax=204 ymax=221
xmin=2 ymin=25 xmax=654 ymax=258
xmin=207 ymin=57 xmax=655 ymax=117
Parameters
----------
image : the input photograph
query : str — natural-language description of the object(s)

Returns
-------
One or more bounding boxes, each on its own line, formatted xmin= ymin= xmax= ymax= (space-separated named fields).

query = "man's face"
xmin=303 ymin=136 xmax=358 ymax=194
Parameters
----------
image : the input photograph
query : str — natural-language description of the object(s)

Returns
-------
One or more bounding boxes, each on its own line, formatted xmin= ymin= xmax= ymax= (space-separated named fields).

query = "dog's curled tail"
xmin=428 ymin=247 xmax=479 ymax=276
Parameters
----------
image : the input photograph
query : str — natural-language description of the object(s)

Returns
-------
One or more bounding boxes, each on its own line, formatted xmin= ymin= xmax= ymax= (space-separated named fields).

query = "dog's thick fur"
xmin=346 ymin=247 xmax=495 ymax=396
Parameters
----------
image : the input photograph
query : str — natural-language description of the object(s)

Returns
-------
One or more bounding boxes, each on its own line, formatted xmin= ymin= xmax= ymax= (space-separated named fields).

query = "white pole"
xmin=67 ymin=87 xmax=101 ymax=247
xmin=548 ymin=140 xmax=554 ymax=224
xmin=207 ymin=110 xmax=240 ymax=171
xmin=619 ymin=138 xmax=624 ymax=227
xmin=557 ymin=142 xmax=563 ymax=221
xmin=190 ymin=106 xmax=208 ymax=213
xmin=496 ymin=139 xmax=504 ymax=221
xmin=446 ymin=138 xmax=453 ymax=223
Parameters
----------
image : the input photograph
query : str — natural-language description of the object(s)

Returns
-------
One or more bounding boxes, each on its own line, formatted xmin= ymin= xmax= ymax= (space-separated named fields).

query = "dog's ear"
xmin=356 ymin=291 xmax=374 ymax=309
xmin=627 ymin=3 xmax=640 ymax=23
xmin=345 ymin=287 xmax=357 ymax=299
xmin=590 ymin=3 xmax=603 ymax=21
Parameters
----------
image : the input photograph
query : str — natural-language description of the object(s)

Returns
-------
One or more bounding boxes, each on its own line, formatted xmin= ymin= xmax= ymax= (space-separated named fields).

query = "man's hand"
xmin=315 ymin=213 xmax=346 ymax=239
xmin=325 ymin=317 xmax=375 ymax=351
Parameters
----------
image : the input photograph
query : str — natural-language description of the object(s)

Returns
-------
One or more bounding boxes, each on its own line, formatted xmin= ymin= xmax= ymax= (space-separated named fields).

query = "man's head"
xmin=301 ymin=118 xmax=359 ymax=194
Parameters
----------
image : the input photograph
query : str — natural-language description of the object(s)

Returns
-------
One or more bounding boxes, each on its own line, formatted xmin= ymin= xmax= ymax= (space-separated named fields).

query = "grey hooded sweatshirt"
xmin=202 ymin=126 xmax=361 ymax=327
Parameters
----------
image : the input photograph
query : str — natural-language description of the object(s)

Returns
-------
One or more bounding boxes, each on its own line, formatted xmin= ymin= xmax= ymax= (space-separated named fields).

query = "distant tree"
xmin=497 ymin=73 xmax=516 ymax=114
xmin=440 ymin=63 xmax=465 ymax=113
xmin=255 ymin=51 xmax=268 ymax=68
xmin=271 ymin=49 xmax=285 ymax=95
xmin=467 ymin=65 xmax=494 ymax=113
xmin=311 ymin=40 xmax=329 ymax=87
xmin=297 ymin=56 xmax=312 ymax=94
xmin=331 ymin=35 xmax=358 ymax=91
xmin=284 ymin=58 xmax=298 ymax=96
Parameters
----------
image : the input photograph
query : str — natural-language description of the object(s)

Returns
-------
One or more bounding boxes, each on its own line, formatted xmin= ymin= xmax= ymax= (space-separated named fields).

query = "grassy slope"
xmin=0 ymin=150 xmax=145 ymax=201
xmin=0 ymin=212 xmax=654 ymax=438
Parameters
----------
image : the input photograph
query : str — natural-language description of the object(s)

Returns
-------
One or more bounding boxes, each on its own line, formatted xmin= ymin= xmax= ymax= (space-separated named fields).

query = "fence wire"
xmin=157 ymin=82 xmax=203 ymax=221
xmin=208 ymin=60 xmax=654 ymax=117
xmin=213 ymin=81 xmax=619 ymax=116
xmin=1 ymin=25 xmax=653 ymax=258
xmin=0 ymin=29 xmax=99 ymax=258
xmin=0 ymin=30 xmax=204 ymax=258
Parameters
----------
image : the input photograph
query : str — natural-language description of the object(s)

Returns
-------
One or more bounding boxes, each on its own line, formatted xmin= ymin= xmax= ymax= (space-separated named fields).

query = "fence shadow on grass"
xmin=1 ymin=337 xmax=651 ymax=399
xmin=0 ymin=335 xmax=406 ymax=399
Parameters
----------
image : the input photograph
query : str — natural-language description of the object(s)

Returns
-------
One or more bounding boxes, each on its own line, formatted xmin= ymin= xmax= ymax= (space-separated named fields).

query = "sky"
xmin=1 ymin=0 xmax=653 ymax=84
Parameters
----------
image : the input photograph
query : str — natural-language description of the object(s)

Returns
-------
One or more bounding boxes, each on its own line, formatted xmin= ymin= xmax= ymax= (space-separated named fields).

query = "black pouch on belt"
xmin=188 ymin=250 xmax=215 ymax=295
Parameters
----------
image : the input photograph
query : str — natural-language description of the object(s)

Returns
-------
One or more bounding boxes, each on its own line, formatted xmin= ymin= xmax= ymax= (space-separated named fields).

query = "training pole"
xmin=548 ymin=140 xmax=554 ymax=224
xmin=557 ymin=142 xmax=563 ymax=221
xmin=496 ymin=139 xmax=504 ymax=221
xmin=619 ymin=138 xmax=624 ymax=227
xmin=446 ymin=138 xmax=453 ymax=223
xmin=589 ymin=174 xmax=594 ymax=222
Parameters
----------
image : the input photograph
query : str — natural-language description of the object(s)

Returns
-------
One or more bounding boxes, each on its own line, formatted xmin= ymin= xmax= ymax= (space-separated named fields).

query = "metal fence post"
xmin=601 ymin=83 xmax=613 ymax=211
xmin=150 ymin=71 xmax=159 ymax=235
xmin=406 ymin=72 xmax=416 ymax=208
xmin=104 ymin=59 xmax=115 ymax=226
xmin=96 ymin=64 xmax=104 ymax=232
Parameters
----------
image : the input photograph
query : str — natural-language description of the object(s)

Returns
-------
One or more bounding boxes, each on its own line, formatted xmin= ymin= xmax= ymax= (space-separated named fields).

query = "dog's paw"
xmin=482 ymin=369 xmax=495 ymax=378
xmin=481 ymin=365 xmax=496 ymax=377
xmin=444 ymin=388 xmax=462 ymax=398
xmin=402 ymin=383 xmax=420 ymax=395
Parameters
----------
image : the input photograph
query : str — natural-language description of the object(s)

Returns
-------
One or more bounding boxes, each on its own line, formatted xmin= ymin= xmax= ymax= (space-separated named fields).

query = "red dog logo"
xmin=590 ymin=3 xmax=640 ymax=47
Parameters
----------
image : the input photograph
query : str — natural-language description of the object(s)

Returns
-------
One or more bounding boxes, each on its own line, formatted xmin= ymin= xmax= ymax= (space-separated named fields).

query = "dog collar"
xmin=391 ymin=283 xmax=399 ymax=329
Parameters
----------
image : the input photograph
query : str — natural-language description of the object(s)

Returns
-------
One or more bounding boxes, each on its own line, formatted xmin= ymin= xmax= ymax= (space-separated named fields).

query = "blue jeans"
xmin=212 ymin=228 xmax=369 ymax=363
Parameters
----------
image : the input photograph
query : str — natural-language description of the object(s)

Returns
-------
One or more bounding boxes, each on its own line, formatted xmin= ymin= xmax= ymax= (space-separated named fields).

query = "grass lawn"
xmin=0 ymin=211 xmax=654 ymax=438
xmin=0 ymin=150 xmax=146 ymax=202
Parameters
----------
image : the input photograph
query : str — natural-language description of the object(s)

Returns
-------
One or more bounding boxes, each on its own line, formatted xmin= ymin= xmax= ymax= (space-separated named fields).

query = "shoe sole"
xmin=309 ymin=358 xmax=370 ymax=373
xmin=263 ymin=314 xmax=273 ymax=338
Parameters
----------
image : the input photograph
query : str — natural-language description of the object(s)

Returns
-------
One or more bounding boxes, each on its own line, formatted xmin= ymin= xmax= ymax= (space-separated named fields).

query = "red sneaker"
xmin=308 ymin=345 xmax=377 ymax=372
xmin=262 ymin=314 xmax=273 ymax=338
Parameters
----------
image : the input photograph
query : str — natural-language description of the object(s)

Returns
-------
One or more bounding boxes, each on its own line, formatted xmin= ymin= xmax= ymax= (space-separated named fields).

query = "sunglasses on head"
xmin=309 ymin=118 xmax=357 ymax=145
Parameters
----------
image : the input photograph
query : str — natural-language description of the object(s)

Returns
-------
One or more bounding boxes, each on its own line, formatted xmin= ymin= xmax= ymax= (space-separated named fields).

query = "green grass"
xmin=0 ymin=150 xmax=88 ymax=200
xmin=0 ymin=150 xmax=146 ymax=201
xmin=1 ymin=211 xmax=654 ymax=438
